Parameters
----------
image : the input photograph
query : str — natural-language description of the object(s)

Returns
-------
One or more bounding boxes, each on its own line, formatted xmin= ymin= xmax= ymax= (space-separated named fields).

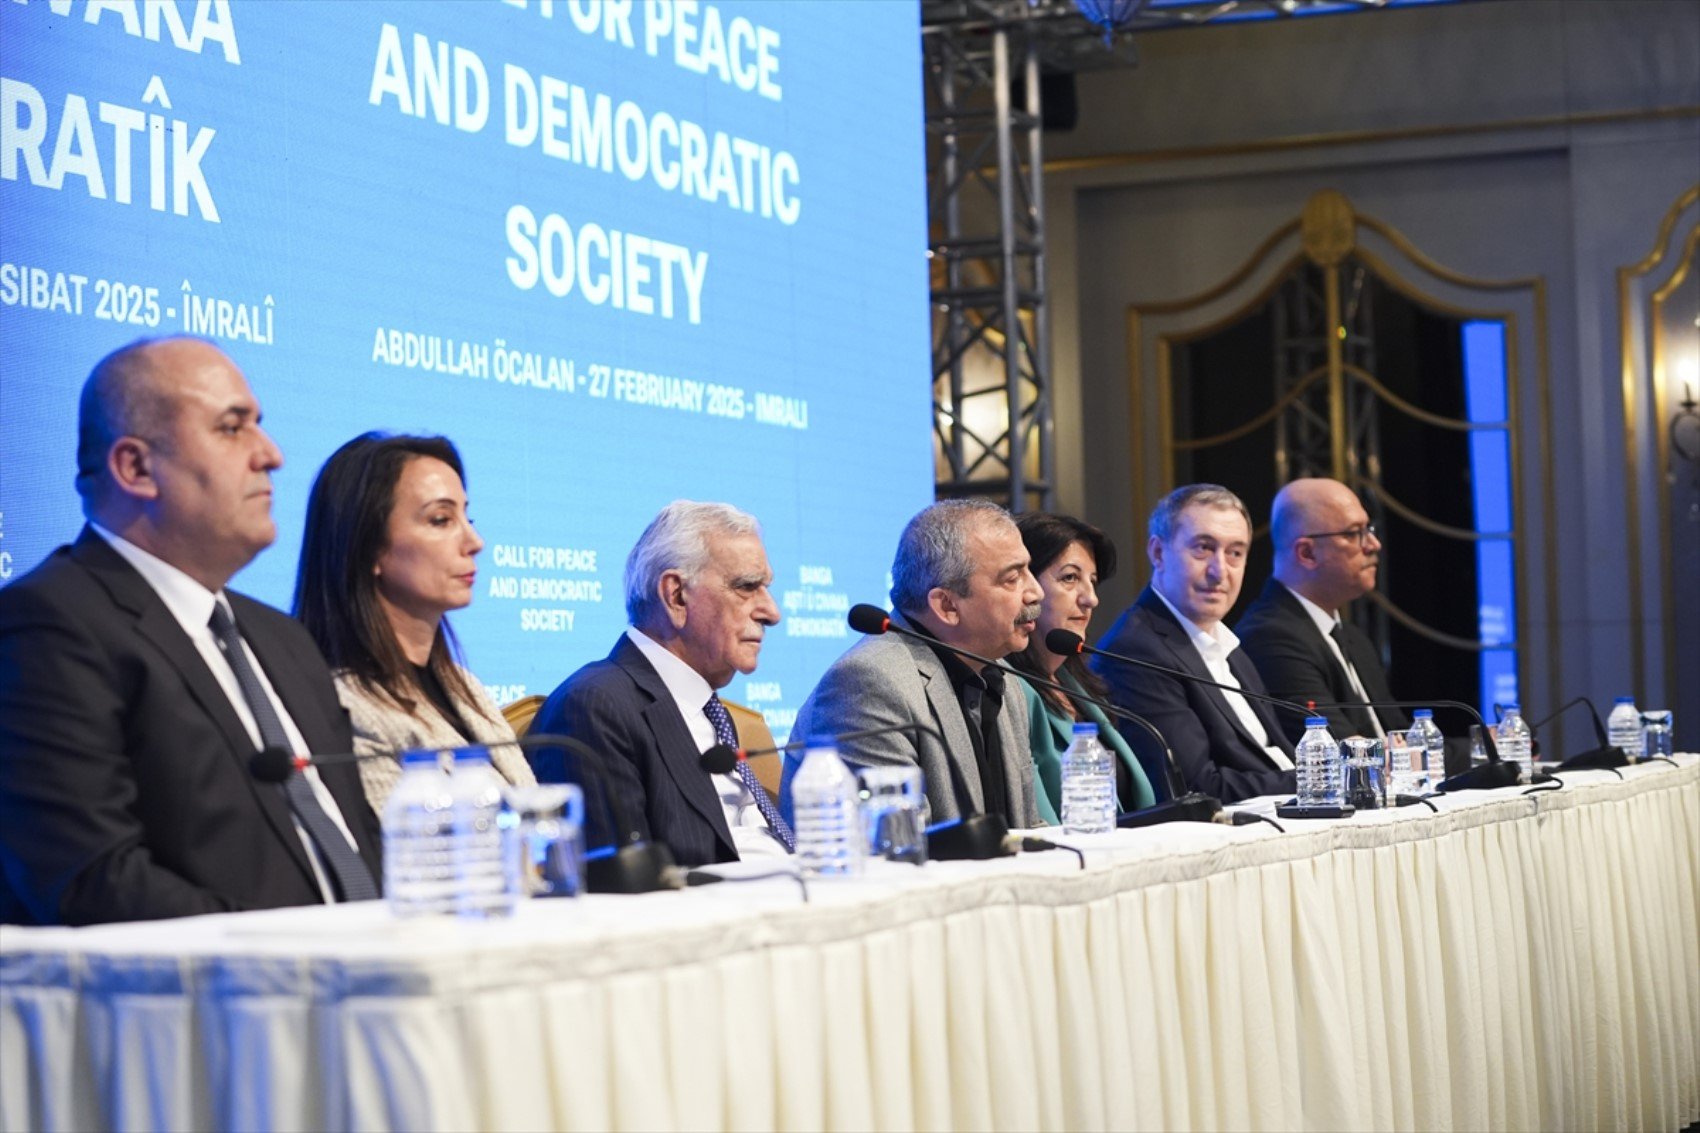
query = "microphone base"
xmin=1275 ymin=800 xmax=1357 ymax=820
xmin=927 ymin=814 xmax=1014 ymax=861
xmin=1438 ymin=760 xmax=1523 ymax=793
xmin=586 ymin=842 xmax=678 ymax=894
xmin=1117 ymin=793 xmax=1223 ymax=828
xmin=1556 ymin=745 xmax=1629 ymax=772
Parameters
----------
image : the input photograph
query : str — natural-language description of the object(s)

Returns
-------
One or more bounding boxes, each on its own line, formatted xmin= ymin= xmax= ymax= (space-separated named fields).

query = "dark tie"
xmin=703 ymin=694 xmax=795 ymax=852
xmin=208 ymin=602 xmax=379 ymax=901
xmin=1328 ymin=622 xmax=1377 ymax=736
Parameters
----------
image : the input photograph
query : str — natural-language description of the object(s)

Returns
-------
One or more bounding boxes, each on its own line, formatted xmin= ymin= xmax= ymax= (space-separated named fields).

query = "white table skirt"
xmin=3 ymin=758 xmax=1697 ymax=1133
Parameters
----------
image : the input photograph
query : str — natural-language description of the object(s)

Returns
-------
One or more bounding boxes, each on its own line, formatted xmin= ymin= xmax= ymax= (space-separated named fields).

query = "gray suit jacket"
xmin=781 ymin=611 xmax=1041 ymax=827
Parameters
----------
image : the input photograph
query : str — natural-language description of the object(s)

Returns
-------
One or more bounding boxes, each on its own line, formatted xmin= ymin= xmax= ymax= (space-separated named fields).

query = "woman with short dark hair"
xmin=294 ymin=432 xmax=534 ymax=813
xmin=1006 ymin=513 xmax=1156 ymax=822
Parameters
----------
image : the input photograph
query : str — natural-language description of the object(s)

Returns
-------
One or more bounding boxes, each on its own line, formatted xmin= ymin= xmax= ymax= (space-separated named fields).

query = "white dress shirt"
xmin=1283 ymin=583 xmax=1384 ymax=739
xmin=92 ymin=524 xmax=361 ymax=902
xmin=623 ymin=628 xmax=786 ymax=859
xmin=1153 ymin=590 xmax=1294 ymax=771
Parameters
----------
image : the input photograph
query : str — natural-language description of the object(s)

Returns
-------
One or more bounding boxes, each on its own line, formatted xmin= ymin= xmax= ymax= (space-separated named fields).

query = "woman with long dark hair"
xmin=1006 ymin=513 xmax=1156 ymax=822
xmin=294 ymin=432 xmax=534 ymax=812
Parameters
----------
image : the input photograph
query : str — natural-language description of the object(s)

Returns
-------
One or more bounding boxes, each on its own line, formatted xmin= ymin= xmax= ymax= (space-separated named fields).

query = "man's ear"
xmin=1293 ymin=536 xmax=1320 ymax=570
xmin=926 ymin=586 xmax=962 ymax=626
xmin=1147 ymin=535 xmax=1164 ymax=572
xmin=658 ymin=568 xmax=689 ymax=629
xmin=107 ymin=437 xmax=161 ymax=501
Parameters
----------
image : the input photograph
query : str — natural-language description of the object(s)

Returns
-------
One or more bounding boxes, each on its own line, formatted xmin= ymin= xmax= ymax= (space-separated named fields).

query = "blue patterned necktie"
xmin=208 ymin=602 xmax=379 ymax=901
xmin=703 ymin=694 xmax=795 ymax=852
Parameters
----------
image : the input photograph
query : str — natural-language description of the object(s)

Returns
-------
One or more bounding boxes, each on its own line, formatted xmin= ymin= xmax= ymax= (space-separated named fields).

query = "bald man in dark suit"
xmin=0 ymin=337 xmax=380 ymax=925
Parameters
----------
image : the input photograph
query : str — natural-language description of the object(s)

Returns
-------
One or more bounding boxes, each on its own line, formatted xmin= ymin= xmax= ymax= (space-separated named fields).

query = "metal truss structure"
xmin=1271 ymin=262 xmax=1391 ymax=650
xmin=921 ymin=0 xmax=1450 ymax=510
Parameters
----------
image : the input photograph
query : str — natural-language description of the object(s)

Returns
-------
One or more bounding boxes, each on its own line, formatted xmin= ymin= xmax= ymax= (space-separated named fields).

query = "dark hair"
xmin=293 ymin=431 xmax=483 ymax=717
xmin=1006 ymin=512 xmax=1117 ymax=716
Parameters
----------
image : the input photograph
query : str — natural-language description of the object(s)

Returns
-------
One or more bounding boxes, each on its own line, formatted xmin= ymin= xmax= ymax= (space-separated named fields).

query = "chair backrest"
xmin=722 ymin=698 xmax=783 ymax=799
xmin=501 ymin=694 xmax=547 ymax=737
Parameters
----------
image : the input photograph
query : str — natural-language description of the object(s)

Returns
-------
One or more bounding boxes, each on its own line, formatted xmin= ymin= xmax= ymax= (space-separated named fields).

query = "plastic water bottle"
xmin=1295 ymin=716 xmax=1342 ymax=808
xmin=1410 ymin=709 xmax=1446 ymax=790
xmin=790 ymin=738 xmax=865 ymax=877
xmin=382 ymin=750 xmax=455 ymax=918
xmin=1060 ymin=722 xmax=1116 ymax=834
xmin=1387 ymin=730 xmax=1423 ymax=797
xmin=449 ymin=748 xmax=517 ymax=919
xmin=1495 ymin=705 xmax=1533 ymax=776
xmin=1607 ymin=696 xmax=1643 ymax=760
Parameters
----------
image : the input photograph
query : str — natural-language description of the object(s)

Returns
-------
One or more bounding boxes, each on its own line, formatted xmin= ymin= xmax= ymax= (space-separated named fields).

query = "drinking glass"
xmin=1641 ymin=711 xmax=1675 ymax=760
xmin=509 ymin=784 xmax=585 ymax=898
xmin=857 ymin=766 xmax=927 ymax=865
xmin=1343 ymin=737 xmax=1386 ymax=810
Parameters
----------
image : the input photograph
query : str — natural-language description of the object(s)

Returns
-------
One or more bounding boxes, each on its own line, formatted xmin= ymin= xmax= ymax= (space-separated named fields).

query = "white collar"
xmin=625 ymin=626 xmax=715 ymax=716
xmin=1281 ymin=581 xmax=1341 ymax=640
xmin=1152 ymin=587 xmax=1241 ymax=660
xmin=91 ymin=522 xmax=224 ymax=634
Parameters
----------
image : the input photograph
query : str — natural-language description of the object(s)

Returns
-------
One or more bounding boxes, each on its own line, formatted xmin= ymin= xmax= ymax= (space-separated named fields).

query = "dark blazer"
xmin=1235 ymin=578 xmax=1409 ymax=743
xmin=530 ymin=634 xmax=736 ymax=868
xmin=1089 ymin=587 xmax=1297 ymax=804
xmin=0 ymin=528 xmax=379 ymax=926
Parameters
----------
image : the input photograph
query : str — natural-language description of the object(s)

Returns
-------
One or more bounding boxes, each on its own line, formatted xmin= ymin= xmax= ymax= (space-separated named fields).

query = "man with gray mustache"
xmin=783 ymin=499 xmax=1046 ymax=827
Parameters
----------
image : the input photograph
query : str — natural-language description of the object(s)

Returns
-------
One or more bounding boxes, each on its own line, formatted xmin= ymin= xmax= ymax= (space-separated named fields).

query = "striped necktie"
xmin=208 ymin=602 xmax=379 ymax=901
xmin=703 ymin=694 xmax=795 ymax=852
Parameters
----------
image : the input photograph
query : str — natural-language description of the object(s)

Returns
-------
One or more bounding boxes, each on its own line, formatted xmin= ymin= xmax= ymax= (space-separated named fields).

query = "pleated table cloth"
xmin=3 ymin=757 xmax=1696 ymax=1132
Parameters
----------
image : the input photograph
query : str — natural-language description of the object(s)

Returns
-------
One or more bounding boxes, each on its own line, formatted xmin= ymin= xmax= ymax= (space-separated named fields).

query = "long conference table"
xmin=2 ymin=757 xmax=1696 ymax=1133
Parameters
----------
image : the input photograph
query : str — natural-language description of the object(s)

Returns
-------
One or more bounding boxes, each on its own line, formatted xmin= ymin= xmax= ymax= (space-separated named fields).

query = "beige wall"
xmin=1041 ymin=0 xmax=1700 ymax=746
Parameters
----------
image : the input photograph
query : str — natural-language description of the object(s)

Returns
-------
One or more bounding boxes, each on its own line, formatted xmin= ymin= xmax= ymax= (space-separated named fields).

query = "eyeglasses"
xmin=1298 ymin=523 xmax=1377 ymax=548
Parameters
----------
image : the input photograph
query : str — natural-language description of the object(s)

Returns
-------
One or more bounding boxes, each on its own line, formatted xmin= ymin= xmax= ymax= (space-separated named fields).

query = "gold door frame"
xmin=1616 ymin=183 xmax=1700 ymax=704
xmin=1126 ymin=190 xmax=1556 ymax=713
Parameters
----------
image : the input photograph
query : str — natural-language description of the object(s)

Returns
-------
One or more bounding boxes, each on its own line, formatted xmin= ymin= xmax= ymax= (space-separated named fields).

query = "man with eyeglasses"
xmin=1090 ymin=484 xmax=1296 ymax=804
xmin=1236 ymin=477 xmax=1409 ymax=744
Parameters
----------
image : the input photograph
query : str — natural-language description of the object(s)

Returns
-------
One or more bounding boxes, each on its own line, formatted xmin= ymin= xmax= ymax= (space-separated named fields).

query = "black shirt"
xmin=412 ymin=664 xmax=472 ymax=744
xmin=913 ymin=627 xmax=1011 ymax=824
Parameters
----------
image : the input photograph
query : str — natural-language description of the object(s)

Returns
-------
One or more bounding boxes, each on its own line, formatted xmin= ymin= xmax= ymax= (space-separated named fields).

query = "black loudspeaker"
xmin=1012 ymin=71 xmax=1078 ymax=132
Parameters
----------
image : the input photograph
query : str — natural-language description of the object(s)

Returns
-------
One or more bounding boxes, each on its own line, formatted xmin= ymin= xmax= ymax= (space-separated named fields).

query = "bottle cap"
xmin=1413 ymin=708 xmax=1433 ymax=719
xmin=451 ymin=746 xmax=492 ymax=764
xmin=1305 ymin=716 xmax=1329 ymax=728
xmin=1615 ymin=696 xmax=1635 ymax=704
xmin=1071 ymin=722 xmax=1099 ymax=737
xmin=400 ymin=749 xmax=439 ymax=767
xmin=805 ymin=734 xmax=838 ymax=752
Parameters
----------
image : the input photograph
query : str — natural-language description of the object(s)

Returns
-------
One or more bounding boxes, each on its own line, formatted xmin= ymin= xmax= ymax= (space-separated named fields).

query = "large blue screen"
xmin=1 ymin=0 xmax=932 ymax=740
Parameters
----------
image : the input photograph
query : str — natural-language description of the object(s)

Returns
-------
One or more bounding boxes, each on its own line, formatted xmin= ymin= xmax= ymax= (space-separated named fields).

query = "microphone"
xmin=1050 ymin=629 xmax=1520 ymax=794
xmin=1308 ymin=696 xmax=1487 ymax=729
xmin=850 ymin=605 xmax=1224 ymax=828
xmin=1517 ymin=696 xmax=1627 ymax=771
xmin=249 ymin=744 xmax=414 ymax=783
xmin=700 ymin=744 xmax=743 ymax=775
xmin=1045 ymin=628 xmax=1311 ymax=720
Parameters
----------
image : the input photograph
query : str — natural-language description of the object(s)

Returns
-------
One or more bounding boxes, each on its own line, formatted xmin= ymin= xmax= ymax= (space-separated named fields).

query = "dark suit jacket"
xmin=1089 ymin=587 xmax=1297 ymax=804
xmin=530 ymin=635 xmax=736 ymax=868
xmin=1235 ymin=578 xmax=1409 ymax=744
xmin=0 ymin=528 xmax=379 ymax=926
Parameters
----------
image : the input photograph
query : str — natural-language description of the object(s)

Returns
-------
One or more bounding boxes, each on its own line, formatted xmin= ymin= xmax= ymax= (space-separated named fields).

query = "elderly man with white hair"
xmin=531 ymin=501 xmax=789 ymax=866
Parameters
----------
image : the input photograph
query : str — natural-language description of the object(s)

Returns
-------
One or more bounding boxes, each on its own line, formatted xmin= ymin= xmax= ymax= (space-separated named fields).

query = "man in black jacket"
xmin=0 ymin=337 xmax=381 ymax=925
xmin=1092 ymin=484 xmax=1296 ymax=804
xmin=1236 ymin=478 xmax=1408 ymax=744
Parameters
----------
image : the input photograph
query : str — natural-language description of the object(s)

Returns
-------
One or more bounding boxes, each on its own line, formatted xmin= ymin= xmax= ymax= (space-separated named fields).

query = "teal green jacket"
xmin=1019 ymin=670 xmax=1156 ymax=824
